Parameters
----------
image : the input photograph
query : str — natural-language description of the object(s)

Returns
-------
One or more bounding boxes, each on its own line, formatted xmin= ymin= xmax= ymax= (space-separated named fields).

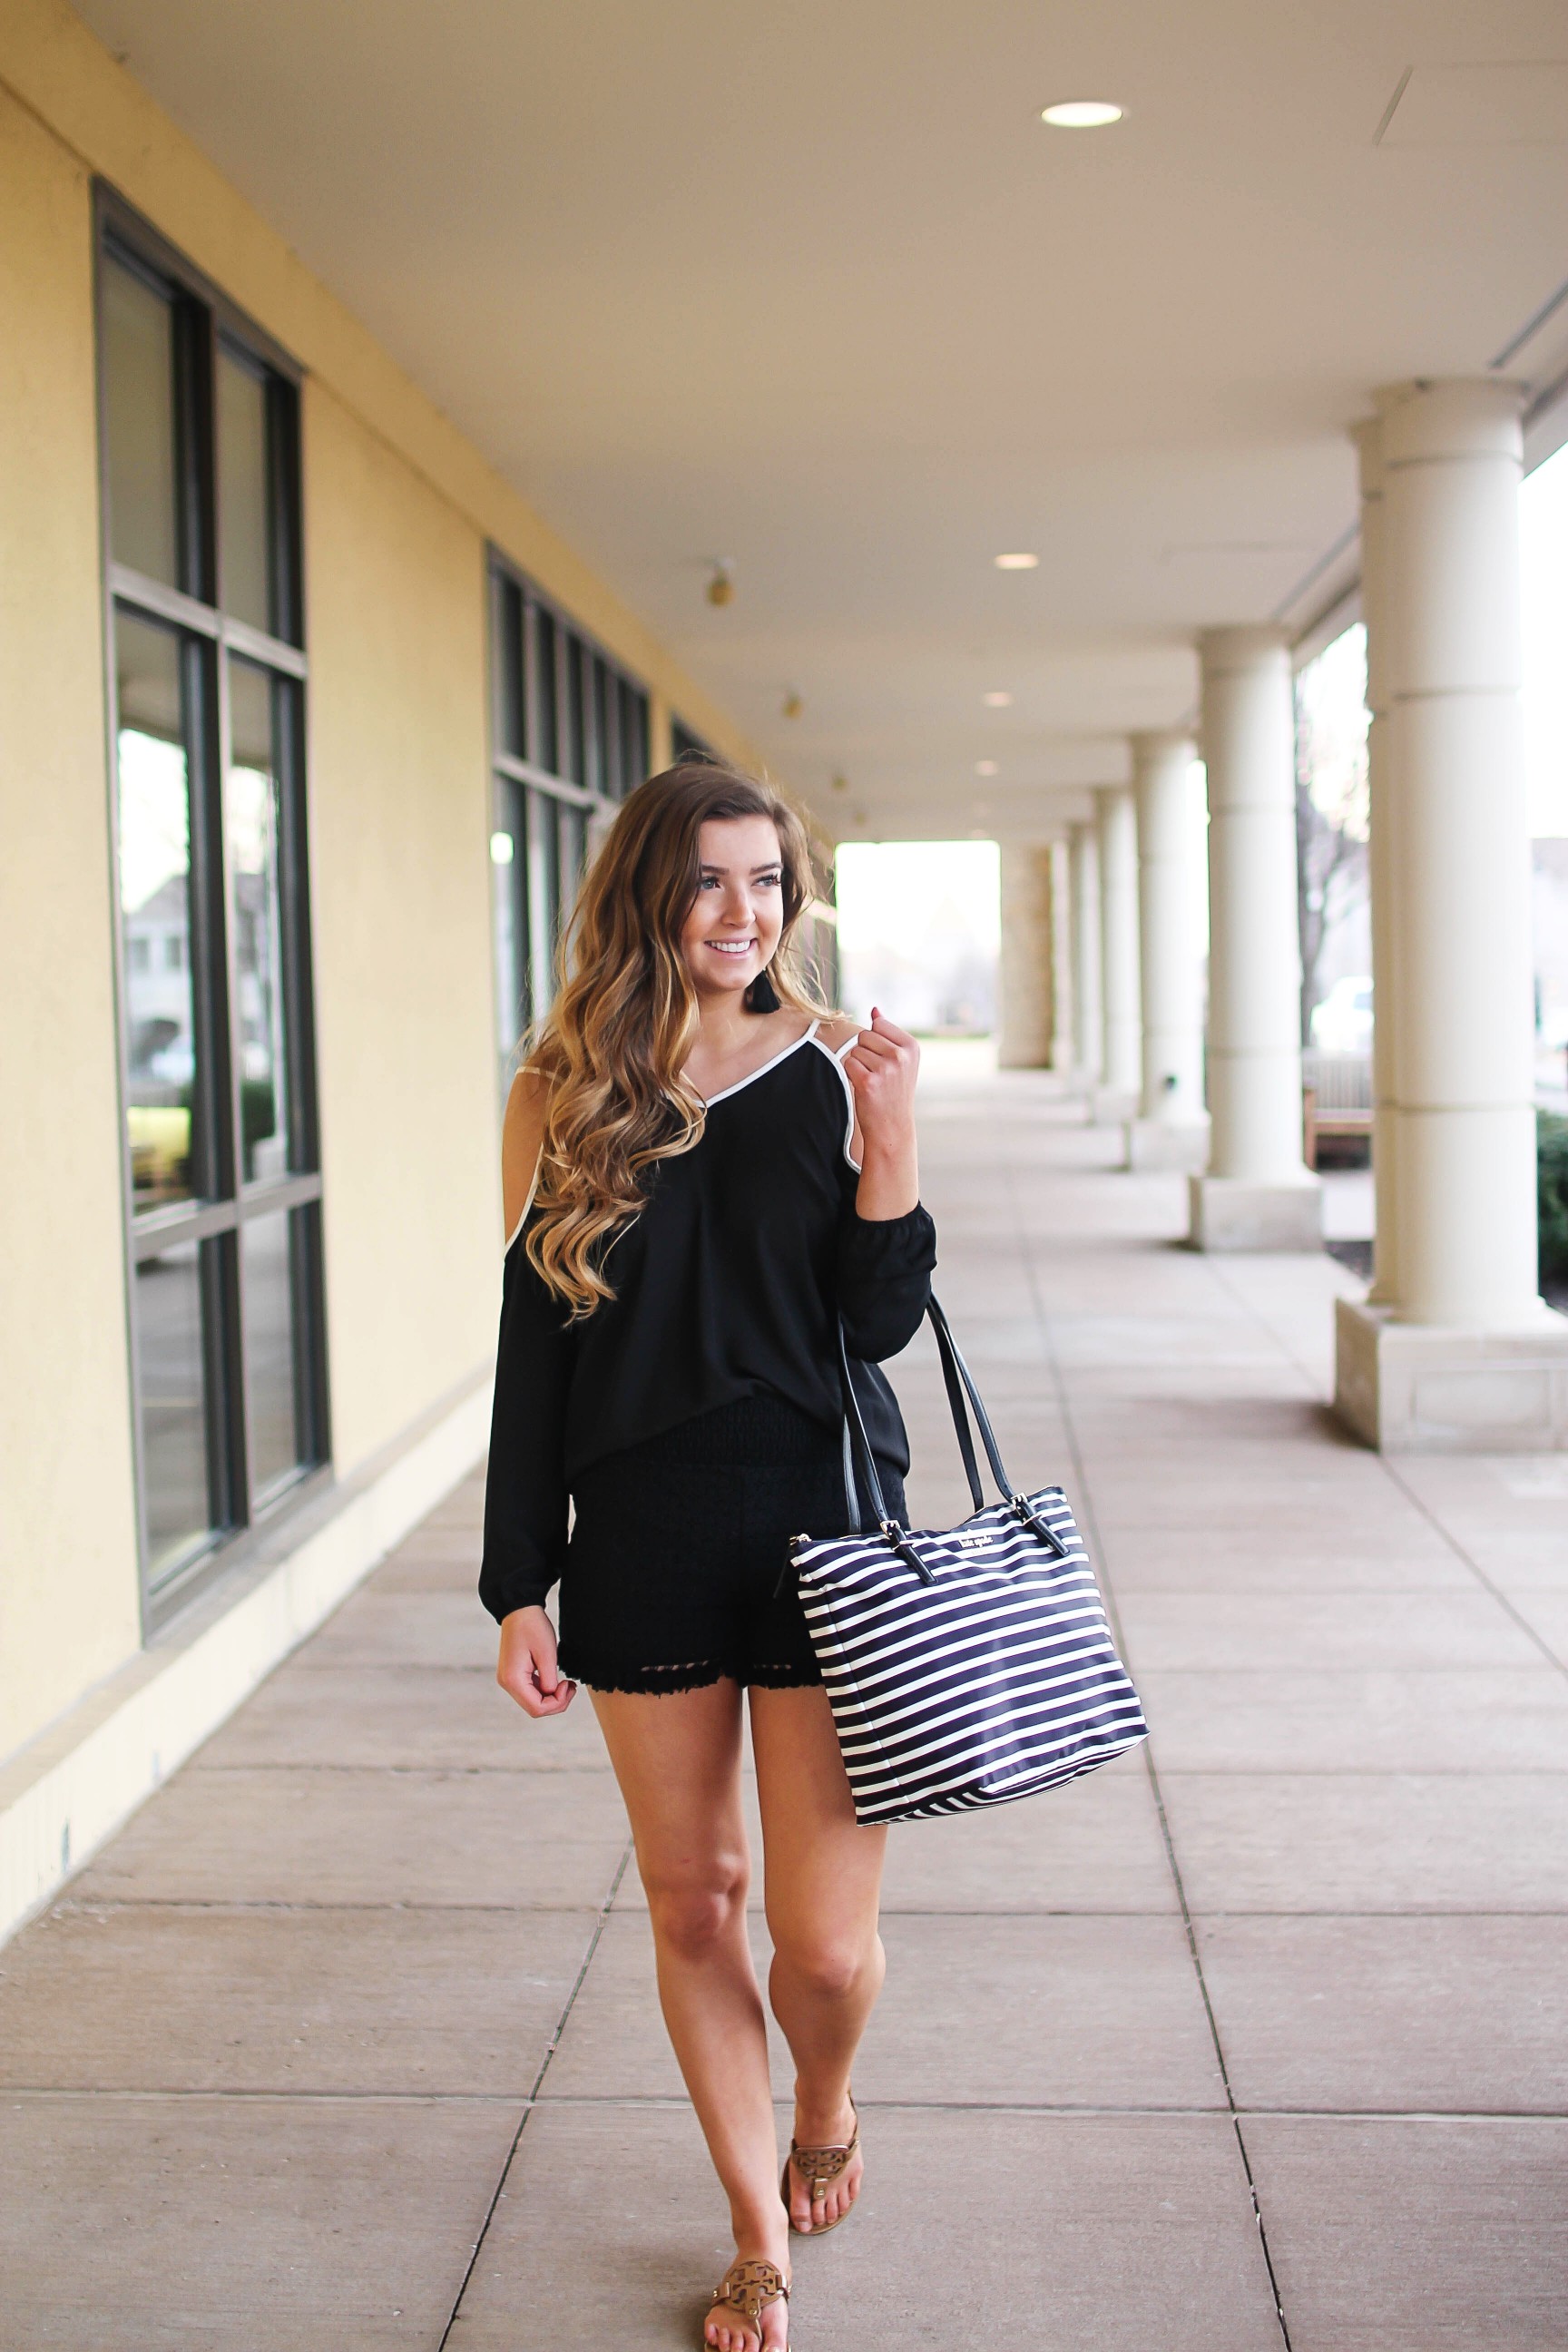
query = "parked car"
xmin=1310 ymin=975 xmax=1374 ymax=1054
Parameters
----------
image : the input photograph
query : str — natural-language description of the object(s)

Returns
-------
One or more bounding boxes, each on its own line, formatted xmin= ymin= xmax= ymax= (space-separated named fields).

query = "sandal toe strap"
xmin=713 ymin=2259 xmax=789 ymax=2322
xmin=789 ymin=2127 xmax=858 ymax=2198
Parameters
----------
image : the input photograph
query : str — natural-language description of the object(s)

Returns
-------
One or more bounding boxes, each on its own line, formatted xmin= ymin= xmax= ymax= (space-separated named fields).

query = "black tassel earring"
xmin=745 ymin=965 xmax=782 ymax=1014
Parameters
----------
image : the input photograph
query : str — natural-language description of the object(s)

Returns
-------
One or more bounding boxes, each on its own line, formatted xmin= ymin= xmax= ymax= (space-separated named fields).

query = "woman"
xmin=480 ymin=759 xmax=935 ymax=2351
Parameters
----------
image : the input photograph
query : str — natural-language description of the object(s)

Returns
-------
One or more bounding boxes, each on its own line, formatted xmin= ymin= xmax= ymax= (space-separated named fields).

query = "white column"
xmin=1189 ymin=627 xmax=1321 ymax=1249
xmin=1094 ymin=784 xmax=1141 ymax=1114
xmin=1069 ymin=821 xmax=1102 ymax=1086
xmin=996 ymin=843 xmax=1054 ymax=1068
xmin=1048 ymin=839 xmax=1074 ymax=1073
xmin=1387 ymin=383 xmax=1539 ymax=1325
xmin=1335 ymin=378 xmax=1567 ymax=1451
xmin=1354 ymin=419 xmax=1400 ymax=1306
xmin=1126 ymin=731 xmax=1208 ymax=1168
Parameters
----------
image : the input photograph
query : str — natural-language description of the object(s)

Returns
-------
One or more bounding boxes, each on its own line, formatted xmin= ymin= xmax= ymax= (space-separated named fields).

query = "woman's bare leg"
xmin=750 ymin=1682 xmax=887 ymax=2234
xmin=591 ymin=1681 xmax=789 ymax=2351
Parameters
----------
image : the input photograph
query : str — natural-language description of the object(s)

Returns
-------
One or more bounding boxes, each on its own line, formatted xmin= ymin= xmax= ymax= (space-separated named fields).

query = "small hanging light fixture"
xmin=781 ymin=688 xmax=803 ymax=720
xmin=706 ymin=561 xmax=735 ymax=608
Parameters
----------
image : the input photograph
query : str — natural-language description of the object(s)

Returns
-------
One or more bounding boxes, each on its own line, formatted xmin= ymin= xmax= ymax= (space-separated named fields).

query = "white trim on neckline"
xmin=503 ymin=1016 xmax=847 ymax=1252
xmin=810 ymin=1031 xmax=863 ymax=1171
xmin=699 ymin=1018 xmax=821 ymax=1107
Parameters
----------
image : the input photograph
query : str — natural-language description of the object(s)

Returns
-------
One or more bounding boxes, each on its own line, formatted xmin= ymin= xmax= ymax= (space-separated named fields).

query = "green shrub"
xmin=240 ymin=1079 xmax=278 ymax=1161
xmin=1541 ymin=1112 xmax=1568 ymax=1285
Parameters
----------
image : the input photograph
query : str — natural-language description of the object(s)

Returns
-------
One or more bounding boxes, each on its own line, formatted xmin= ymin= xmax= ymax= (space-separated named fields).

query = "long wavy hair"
xmin=522 ymin=758 xmax=833 ymax=1316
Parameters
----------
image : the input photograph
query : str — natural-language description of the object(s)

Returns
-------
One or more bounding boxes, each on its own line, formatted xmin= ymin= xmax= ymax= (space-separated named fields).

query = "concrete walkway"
xmin=5 ymin=1057 xmax=1566 ymax=2349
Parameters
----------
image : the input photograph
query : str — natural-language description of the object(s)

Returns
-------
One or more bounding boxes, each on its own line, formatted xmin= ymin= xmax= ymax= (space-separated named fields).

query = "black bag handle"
xmin=838 ymin=1295 xmax=1069 ymax=1566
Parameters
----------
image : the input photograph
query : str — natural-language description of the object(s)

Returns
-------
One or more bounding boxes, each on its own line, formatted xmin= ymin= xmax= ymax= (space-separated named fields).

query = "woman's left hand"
xmin=844 ymin=1010 xmax=920 ymax=1220
xmin=843 ymin=1007 xmax=919 ymax=1152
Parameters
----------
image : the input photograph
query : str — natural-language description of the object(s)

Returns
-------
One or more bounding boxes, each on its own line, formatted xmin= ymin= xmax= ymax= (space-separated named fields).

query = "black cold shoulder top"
xmin=479 ymin=1020 xmax=937 ymax=1622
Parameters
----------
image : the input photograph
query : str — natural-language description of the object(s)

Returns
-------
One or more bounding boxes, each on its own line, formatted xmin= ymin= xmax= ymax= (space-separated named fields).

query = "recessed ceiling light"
xmin=1041 ymin=100 xmax=1123 ymax=128
xmin=983 ymin=691 xmax=1013 ymax=708
xmin=975 ymin=760 xmax=999 ymax=776
xmin=994 ymin=552 xmax=1039 ymax=570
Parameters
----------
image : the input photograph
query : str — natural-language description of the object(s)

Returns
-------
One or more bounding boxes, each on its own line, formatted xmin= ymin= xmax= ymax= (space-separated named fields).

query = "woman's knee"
xmin=642 ymin=1852 xmax=750 ymax=1959
xmin=771 ymin=1926 xmax=881 ymax=2002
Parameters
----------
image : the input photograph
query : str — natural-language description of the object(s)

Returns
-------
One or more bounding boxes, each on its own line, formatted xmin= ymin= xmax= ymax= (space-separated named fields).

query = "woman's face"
xmin=680 ymin=816 xmax=786 ymax=1000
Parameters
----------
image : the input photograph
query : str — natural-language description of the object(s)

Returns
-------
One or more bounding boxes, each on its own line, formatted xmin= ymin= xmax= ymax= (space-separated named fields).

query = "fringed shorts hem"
xmin=565 ymin=1657 xmax=825 ymax=1698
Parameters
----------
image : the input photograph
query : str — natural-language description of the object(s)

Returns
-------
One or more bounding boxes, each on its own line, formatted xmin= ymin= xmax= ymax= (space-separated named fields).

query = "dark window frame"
xmin=485 ymin=549 xmax=652 ymax=1090
xmin=95 ymin=184 xmax=330 ymax=1632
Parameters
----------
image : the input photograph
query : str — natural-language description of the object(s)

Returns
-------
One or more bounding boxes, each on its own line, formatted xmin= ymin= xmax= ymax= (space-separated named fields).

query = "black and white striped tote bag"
xmin=788 ymin=1299 xmax=1147 ymax=1827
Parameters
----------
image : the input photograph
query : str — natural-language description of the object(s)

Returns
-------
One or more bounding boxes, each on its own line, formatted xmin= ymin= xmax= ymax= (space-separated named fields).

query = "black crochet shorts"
xmin=556 ymin=1392 xmax=906 ymax=1696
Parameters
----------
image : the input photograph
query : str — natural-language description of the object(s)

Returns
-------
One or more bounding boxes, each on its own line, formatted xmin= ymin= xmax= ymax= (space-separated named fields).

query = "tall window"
xmin=488 ymin=555 xmax=652 ymax=1088
xmin=99 ymin=196 xmax=327 ymax=1615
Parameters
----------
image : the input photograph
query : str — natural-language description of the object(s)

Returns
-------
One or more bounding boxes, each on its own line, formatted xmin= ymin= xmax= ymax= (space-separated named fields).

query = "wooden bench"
xmin=1302 ymin=1052 xmax=1373 ymax=1170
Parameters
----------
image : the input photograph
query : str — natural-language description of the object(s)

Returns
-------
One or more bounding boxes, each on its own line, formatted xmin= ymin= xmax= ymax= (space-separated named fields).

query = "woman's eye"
xmin=759 ymin=871 xmax=781 ymax=889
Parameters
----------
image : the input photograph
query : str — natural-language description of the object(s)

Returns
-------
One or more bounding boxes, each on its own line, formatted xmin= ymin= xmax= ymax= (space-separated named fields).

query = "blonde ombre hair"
xmin=523 ymin=759 xmax=833 ymax=1317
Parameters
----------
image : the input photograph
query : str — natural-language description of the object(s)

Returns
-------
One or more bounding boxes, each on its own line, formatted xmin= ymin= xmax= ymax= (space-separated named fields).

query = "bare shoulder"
xmin=815 ymin=1014 xmax=862 ymax=1056
xmin=502 ymin=1067 xmax=551 ymax=1240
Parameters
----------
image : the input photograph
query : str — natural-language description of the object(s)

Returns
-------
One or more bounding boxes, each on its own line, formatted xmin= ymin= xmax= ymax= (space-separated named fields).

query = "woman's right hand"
xmin=496 ymin=1605 xmax=576 ymax=1717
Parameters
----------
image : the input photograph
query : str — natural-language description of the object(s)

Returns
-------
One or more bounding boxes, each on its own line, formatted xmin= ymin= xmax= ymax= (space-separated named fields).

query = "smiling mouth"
xmin=707 ymin=939 xmax=756 ymax=956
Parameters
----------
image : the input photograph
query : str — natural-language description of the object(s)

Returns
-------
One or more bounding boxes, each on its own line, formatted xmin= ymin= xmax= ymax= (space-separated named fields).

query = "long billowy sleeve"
xmin=479 ymin=1237 xmax=575 ymax=1623
xmin=835 ymin=1191 xmax=937 ymax=1361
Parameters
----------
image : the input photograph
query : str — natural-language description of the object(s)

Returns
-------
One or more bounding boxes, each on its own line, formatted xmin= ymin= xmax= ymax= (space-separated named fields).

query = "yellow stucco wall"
xmin=305 ymin=384 xmax=501 ymax=1472
xmin=0 ymin=0 xmax=769 ymax=1775
xmin=0 ymin=86 xmax=143 ymax=1759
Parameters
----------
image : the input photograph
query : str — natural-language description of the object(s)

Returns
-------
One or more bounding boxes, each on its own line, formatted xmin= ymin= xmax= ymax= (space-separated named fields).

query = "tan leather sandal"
xmin=781 ymin=2098 xmax=859 ymax=2234
xmin=706 ymin=2259 xmax=789 ymax=2348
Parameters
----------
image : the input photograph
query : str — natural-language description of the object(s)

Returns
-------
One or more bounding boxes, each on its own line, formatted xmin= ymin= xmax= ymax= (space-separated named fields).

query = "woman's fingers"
xmin=867 ymin=1004 xmax=918 ymax=1050
xmin=847 ymin=1008 xmax=918 ymax=1076
xmin=850 ymin=1026 xmax=900 ymax=1062
xmin=521 ymin=1676 xmax=575 ymax=1717
xmin=845 ymin=1024 xmax=918 ymax=1094
xmin=496 ymin=1607 xmax=575 ymax=1717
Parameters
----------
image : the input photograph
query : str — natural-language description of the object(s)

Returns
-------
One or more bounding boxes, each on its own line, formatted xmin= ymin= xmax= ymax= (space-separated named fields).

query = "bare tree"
xmin=1296 ymin=776 xmax=1367 ymax=1044
xmin=1294 ymin=632 xmax=1371 ymax=1046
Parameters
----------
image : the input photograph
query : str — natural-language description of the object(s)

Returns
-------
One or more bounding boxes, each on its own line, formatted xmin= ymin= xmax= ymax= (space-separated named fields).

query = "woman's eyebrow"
xmin=699 ymin=861 xmax=781 ymax=876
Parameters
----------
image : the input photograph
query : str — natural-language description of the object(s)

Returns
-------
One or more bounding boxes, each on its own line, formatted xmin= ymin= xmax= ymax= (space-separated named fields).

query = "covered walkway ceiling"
xmin=74 ymin=0 xmax=1568 ymax=840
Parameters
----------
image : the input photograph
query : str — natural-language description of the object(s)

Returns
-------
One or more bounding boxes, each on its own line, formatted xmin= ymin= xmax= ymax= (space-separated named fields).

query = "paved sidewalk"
xmin=4 ymin=1062 xmax=1566 ymax=2348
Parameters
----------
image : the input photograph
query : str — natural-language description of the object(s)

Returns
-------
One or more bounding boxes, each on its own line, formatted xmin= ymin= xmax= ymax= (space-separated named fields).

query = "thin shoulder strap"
xmin=504 ymin=1068 xmax=548 ymax=1253
xmin=504 ymin=1143 xmax=544 ymax=1256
